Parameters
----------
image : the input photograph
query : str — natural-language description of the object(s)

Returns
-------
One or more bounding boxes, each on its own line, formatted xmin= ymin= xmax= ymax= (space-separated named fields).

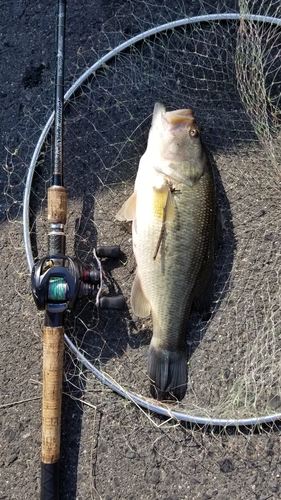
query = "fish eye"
xmin=189 ymin=128 xmax=198 ymax=137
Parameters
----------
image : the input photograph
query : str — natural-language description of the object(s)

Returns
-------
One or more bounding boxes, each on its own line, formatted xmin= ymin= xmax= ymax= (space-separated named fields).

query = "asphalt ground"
xmin=1 ymin=1 xmax=281 ymax=499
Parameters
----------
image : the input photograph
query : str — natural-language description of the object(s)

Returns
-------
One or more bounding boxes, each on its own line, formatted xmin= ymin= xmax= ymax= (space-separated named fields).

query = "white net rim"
xmin=23 ymin=12 xmax=281 ymax=426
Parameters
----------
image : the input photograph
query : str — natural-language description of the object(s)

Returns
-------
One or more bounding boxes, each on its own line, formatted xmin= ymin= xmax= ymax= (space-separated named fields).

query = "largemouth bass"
xmin=117 ymin=103 xmax=216 ymax=401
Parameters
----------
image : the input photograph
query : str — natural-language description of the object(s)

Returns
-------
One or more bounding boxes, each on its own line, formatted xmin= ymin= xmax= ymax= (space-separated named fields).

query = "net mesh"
xmin=4 ymin=0 xmax=281 ymax=425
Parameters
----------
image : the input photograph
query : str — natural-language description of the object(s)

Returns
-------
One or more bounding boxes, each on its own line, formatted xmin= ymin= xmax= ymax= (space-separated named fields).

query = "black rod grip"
xmin=41 ymin=462 xmax=60 ymax=500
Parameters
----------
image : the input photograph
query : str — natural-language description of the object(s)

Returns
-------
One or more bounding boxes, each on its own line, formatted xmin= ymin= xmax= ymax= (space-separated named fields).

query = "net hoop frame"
xmin=23 ymin=12 xmax=281 ymax=426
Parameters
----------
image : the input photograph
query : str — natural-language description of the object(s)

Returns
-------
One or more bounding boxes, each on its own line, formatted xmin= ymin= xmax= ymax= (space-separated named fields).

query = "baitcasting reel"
xmin=31 ymin=246 xmax=125 ymax=313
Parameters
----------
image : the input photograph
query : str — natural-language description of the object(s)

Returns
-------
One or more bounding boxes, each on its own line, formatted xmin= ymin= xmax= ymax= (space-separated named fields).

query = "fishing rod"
xmin=30 ymin=1 xmax=124 ymax=498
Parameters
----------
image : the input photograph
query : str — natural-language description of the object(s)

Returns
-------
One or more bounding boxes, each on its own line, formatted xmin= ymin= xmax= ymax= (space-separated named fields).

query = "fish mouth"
xmin=165 ymin=108 xmax=194 ymax=125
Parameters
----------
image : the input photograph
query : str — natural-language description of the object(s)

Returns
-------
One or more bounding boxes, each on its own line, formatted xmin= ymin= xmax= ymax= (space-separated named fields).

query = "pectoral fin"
xmin=116 ymin=191 xmax=136 ymax=221
xmin=131 ymin=271 xmax=151 ymax=318
xmin=152 ymin=184 xmax=175 ymax=223
xmin=165 ymin=187 xmax=175 ymax=225
xmin=152 ymin=185 xmax=175 ymax=260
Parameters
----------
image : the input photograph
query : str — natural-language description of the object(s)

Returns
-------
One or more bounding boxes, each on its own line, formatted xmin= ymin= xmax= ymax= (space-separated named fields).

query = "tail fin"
xmin=147 ymin=344 xmax=187 ymax=401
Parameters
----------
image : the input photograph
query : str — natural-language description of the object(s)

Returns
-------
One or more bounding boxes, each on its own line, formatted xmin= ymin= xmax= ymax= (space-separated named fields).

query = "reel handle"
xmin=96 ymin=246 xmax=121 ymax=259
xmin=99 ymin=295 xmax=125 ymax=309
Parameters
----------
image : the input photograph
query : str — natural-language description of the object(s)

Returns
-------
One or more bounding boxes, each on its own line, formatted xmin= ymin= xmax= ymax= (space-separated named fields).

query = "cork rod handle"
xmin=41 ymin=326 xmax=64 ymax=500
